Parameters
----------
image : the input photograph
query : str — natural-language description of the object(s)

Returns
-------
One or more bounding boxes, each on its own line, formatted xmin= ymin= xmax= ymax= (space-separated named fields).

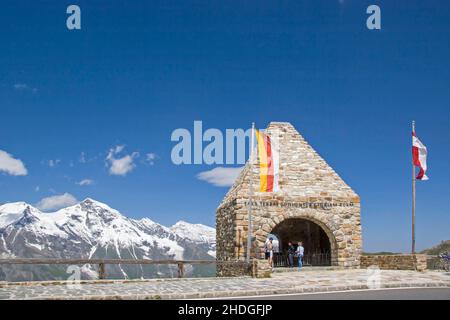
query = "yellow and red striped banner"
xmin=256 ymin=130 xmax=279 ymax=192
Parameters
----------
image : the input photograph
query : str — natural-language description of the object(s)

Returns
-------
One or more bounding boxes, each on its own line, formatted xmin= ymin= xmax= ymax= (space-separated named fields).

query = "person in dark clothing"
xmin=287 ymin=242 xmax=295 ymax=268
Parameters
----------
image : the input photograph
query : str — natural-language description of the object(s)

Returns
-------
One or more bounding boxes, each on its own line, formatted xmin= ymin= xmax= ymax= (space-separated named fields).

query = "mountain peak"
xmin=15 ymin=207 xmax=40 ymax=225
xmin=140 ymin=217 xmax=157 ymax=225
xmin=0 ymin=202 xmax=42 ymax=229
xmin=173 ymin=220 xmax=191 ymax=227
xmin=78 ymin=198 xmax=116 ymax=212
xmin=81 ymin=198 xmax=103 ymax=205
xmin=170 ymin=220 xmax=215 ymax=244
xmin=0 ymin=201 xmax=33 ymax=212
xmin=172 ymin=220 xmax=214 ymax=230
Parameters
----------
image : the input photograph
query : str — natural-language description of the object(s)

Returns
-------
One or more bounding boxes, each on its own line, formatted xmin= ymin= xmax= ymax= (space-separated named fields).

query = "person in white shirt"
xmin=296 ymin=241 xmax=304 ymax=270
xmin=267 ymin=238 xmax=274 ymax=268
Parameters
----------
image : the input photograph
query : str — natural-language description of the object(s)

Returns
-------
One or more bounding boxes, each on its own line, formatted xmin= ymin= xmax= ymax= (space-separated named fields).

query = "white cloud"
xmin=197 ymin=166 xmax=243 ymax=187
xmin=0 ymin=150 xmax=28 ymax=176
xmin=76 ymin=179 xmax=94 ymax=186
xmin=79 ymin=152 xmax=86 ymax=163
xmin=78 ymin=152 xmax=97 ymax=164
xmin=146 ymin=153 xmax=157 ymax=165
xmin=14 ymin=83 xmax=37 ymax=93
xmin=106 ymin=146 xmax=139 ymax=176
xmin=14 ymin=84 xmax=28 ymax=90
xmin=35 ymin=186 xmax=40 ymax=192
xmin=48 ymin=159 xmax=61 ymax=168
xmin=108 ymin=154 xmax=139 ymax=175
xmin=114 ymin=145 xmax=125 ymax=154
xmin=36 ymin=193 xmax=78 ymax=212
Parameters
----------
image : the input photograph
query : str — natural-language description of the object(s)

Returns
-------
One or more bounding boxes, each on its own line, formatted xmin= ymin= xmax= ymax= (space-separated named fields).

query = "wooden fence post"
xmin=98 ymin=263 xmax=106 ymax=280
xmin=177 ymin=262 xmax=184 ymax=278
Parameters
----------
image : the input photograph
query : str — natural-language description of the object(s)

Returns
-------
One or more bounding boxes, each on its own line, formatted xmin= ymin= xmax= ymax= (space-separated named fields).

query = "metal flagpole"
xmin=412 ymin=120 xmax=416 ymax=254
xmin=246 ymin=122 xmax=255 ymax=262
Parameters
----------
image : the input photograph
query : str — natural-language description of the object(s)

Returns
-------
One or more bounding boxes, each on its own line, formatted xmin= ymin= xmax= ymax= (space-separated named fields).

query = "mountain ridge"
xmin=0 ymin=198 xmax=216 ymax=281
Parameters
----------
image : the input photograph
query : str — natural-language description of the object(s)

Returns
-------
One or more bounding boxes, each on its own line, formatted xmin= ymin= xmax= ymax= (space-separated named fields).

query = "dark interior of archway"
xmin=270 ymin=218 xmax=331 ymax=266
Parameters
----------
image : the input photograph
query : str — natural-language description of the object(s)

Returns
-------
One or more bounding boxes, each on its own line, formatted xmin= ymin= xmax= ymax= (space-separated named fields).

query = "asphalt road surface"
xmin=217 ymin=288 xmax=450 ymax=300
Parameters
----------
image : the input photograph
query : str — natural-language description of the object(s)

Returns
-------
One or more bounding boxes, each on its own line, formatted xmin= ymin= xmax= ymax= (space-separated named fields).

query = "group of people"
xmin=287 ymin=241 xmax=304 ymax=268
xmin=264 ymin=238 xmax=304 ymax=270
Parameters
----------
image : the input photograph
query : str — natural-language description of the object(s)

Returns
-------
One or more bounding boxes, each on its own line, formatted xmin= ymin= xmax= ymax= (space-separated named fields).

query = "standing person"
xmin=296 ymin=241 xmax=304 ymax=270
xmin=272 ymin=238 xmax=280 ymax=265
xmin=267 ymin=238 xmax=274 ymax=269
xmin=287 ymin=242 xmax=295 ymax=268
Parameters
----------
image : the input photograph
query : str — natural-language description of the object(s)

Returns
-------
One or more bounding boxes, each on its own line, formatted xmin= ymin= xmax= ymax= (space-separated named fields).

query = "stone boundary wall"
xmin=217 ymin=260 xmax=272 ymax=278
xmin=216 ymin=261 xmax=252 ymax=277
xmin=360 ymin=254 xmax=427 ymax=271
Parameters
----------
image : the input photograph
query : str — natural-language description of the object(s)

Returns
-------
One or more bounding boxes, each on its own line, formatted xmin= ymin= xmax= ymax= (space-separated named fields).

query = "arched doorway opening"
xmin=269 ymin=218 xmax=333 ymax=267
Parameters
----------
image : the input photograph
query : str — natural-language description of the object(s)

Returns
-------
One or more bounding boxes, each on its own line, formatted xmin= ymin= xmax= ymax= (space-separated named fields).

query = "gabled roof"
xmin=218 ymin=122 xmax=359 ymax=208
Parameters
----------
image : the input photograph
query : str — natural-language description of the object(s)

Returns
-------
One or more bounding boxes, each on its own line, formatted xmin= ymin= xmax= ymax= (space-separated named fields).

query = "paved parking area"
xmin=0 ymin=269 xmax=448 ymax=300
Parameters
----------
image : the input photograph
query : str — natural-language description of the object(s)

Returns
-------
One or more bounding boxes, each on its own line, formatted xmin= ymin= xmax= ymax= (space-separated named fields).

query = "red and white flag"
xmin=412 ymin=132 xmax=429 ymax=180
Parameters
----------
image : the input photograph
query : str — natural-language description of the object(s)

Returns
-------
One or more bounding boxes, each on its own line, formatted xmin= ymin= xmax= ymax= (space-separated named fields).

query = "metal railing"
xmin=272 ymin=253 xmax=331 ymax=267
xmin=0 ymin=259 xmax=249 ymax=280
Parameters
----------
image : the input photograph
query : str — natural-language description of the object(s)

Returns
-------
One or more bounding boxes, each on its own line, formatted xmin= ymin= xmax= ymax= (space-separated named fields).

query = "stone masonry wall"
xmin=216 ymin=261 xmax=252 ymax=277
xmin=216 ymin=260 xmax=271 ymax=278
xmin=216 ymin=122 xmax=362 ymax=271
xmin=360 ymin=254 xmax=427 ymax=271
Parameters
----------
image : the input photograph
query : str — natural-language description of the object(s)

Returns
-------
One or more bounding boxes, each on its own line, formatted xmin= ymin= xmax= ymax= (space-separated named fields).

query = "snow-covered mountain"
xmin=170 ymin=221 xmax=216 ymax=258
xmin=0 ymin=198 xmax=216 ymax=281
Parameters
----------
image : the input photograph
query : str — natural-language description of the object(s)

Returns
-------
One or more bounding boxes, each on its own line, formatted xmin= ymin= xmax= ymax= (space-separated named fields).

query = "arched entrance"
xmin=269 ymin=218 xmax=334 ymax=267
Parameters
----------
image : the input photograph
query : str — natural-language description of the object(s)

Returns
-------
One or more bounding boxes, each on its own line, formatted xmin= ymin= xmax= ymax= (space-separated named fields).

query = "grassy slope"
xmin=420 ymin=240 xmax=450 ymax=255
xmin=362 ymin=240 xmax=450 ymax=256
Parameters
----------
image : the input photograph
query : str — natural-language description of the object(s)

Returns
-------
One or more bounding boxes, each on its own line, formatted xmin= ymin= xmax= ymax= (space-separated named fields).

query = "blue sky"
xmin=0 ymin=1 xmax=449 ymax=252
